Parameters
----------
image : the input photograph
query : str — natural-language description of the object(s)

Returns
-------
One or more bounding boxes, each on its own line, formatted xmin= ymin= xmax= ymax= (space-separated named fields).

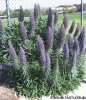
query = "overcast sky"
xmin=0 ymin=0 xmax=86 ymax=11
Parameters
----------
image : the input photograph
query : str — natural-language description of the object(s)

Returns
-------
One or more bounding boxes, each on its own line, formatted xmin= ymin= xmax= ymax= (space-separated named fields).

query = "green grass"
xmin=2 ymin=12 xmax=86 ymax=27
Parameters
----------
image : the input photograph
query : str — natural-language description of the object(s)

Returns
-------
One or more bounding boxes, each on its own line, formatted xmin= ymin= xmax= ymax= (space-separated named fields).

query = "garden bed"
xmin=0 ymin=3 xmax=86 ymax=100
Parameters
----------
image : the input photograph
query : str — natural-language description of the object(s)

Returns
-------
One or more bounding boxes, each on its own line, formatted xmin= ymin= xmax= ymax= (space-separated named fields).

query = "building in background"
xmin=52 ymin=5 xmax=77 ymax=13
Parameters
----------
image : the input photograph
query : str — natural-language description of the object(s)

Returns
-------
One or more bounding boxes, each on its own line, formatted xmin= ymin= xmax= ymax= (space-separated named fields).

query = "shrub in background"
xmin=70 ymin=8 xmax=77 ymax=13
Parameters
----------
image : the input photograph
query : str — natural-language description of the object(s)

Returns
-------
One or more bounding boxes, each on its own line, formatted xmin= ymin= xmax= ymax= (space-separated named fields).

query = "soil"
xmin=0 ymin=70 xmax=21 ymax=100
xmin=0 ymin=86 xmax=19 ymax=100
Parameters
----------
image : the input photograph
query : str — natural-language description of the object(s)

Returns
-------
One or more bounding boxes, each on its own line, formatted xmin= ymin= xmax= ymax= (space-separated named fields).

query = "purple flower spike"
xmin=63 ymin=15 xmax=69 ymax=30
xmin=47 ymin=7 xmax=53 ymax=27
xmin=78 ymin=27 xmax=86 ymax=53
xmin=29 ymin=13 xmax=35 ymax=33
xmin=19 ymin=22 xmax=27 ymax=40
xmin=47 ymin=26 xmax=54 ymax=50
xmin=18 ymin=6 xmax=24 ymax=22
xmin=45 ymin=52 xmax=51 ymax=70
xmin=8 ymin=41 xmax=17 ymax=62
xmin=68 ymin=34 xmax=73 ymax=49
xmin=40 ymin=49 xmax=46 ymax=68
xmin=73 ymin=37 xmax=79 ymax=55
xmin=54 ymin=9 xmax=59 ymax=25
xmin=72 ymin=51 xmax=77 ymax=66
xmin=74 ymin=24 xmax=81 ymax=37
xmin=20 ymin=46 xmax=26 ymax=64
xmin=64 ymin=43 xmax=69 ymax=60
xmin=37 ymin=3 xmax=41 ymax=17
xmin=36 ymin=35 xmax=45 ymax=53
xmin=69 ymin=20 xmax=75 ymax=33
xmin=34 ymin=3 xmax=39 ymax=21
xmin=57 ymin=24 xmax=66 ymax=48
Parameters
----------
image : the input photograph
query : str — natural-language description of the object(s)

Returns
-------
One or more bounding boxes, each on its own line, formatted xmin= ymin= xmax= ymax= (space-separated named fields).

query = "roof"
xmin=56 ymin=5 xmax=75 ymax=8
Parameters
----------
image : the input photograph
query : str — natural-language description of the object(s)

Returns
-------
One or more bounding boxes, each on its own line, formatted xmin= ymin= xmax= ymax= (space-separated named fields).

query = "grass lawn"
xmin=2 ymin=12 xmax=86 ymax=27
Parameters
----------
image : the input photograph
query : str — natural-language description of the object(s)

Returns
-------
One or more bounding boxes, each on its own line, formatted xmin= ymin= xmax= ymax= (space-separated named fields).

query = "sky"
xmin=0 ymin=0 xmax=86 ymax=11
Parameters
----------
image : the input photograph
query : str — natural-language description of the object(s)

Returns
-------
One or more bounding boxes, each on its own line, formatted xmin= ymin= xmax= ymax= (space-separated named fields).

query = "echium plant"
xmin=36 ymin=35 xmax=51 ymax=70
xmin=46 ymin=26 xmax=54 ymax=50
xmin=34 ymin=3 xmax=40 ymax=21
xmin=71 ymin=50 xmax=77 ymax=77
xmin=29 ymin=13 xmax=35 ymax=33
xmin=78 ymin=27 xmax=86 ymax=53
xmin=40 ymin=49 xmax=46 ymax=69
xmin=74 ymin=23 xmax=81 ymax=37
xmin=47 ymin=7 xmax=53 ymax=27
xmin=19 ymin=22 xmax=27 ymax=40
xmin=63 ymin=42 xmax=69 ymax=60
xmin=18 ymin=6 xmax=24 ymax=22
xmin=20 ymin=45 xmax=27 ymax=75
xmin=69 ymin=20 xmax=75 ymax=33
xmin=68 ymin=34 xmax=73 ymax=50
xmin=36 ymin=35 xmax=45 ymax=53
xmin=37 ymin=3 xmax=41 ymax=18
xmin=73 ymin=37 xmax=79 ymax=55
xmin=57 ymin=24 xmax=66 ymax=48
xmin=63 ymin=14 xmax=69 ymax=30
xmin=54 ymin=9 xmax=59 ymax=25
xmin=2 ymin=4 xmax=85 ymax=98
xmin=20 ymin=46 xmax=27 ymax=64
xmin=8 ymin=41 xmax=17 ymax=64
xmin=36 ymin=35 xmax=46 ymax=68
xmin=45 ymin=52 xmax=51 ymax=70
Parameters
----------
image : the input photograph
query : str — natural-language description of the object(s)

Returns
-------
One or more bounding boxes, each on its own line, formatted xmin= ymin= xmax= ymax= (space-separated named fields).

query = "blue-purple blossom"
xmin=57 ymin=24 xmax=66 ymax=48
xmin=0 ymin=64 xmax=11 ymax=70
xmin=40 ymin=49 xmax=46 ymax=68
xmin=78 ymin=27 xmax=86 ymax=53
xmin=45 ymin=52 xmax=51 ymax=70
xmin=71 ymin=51 xmax=77 ymax=66
xmin=63 ymin=15 xmax=69 ymax=30
xmin=47 ymin=26 xmax=54 ymax=50
xmin=34 ymin=3 xmax=39 ymax=21
xmin=54 ymin=9 xmax=59 ymax=25
xmin=8 ymin=41 xmax=17 ymax=62
xmin=73 ymin=37 xmax=79 ymax=55
xmin=18 ymin=6 xmax=24 ymax=22
xmin=36 ymin=35 xmax=45 ymax=53
xmin=64 ymin=43 xmax=69 ymax=60
xmin=20 ymin=46 xmax=26 ymax=64
xmin=29 ymin=13 xmax=35 ymax=33
xmin=74 ymin=23 xmax=81 ymax=37
xmin=37 ymin=3 xmax=41 ymax=18
xmin=68 ymin=34 xmax=73 ymax=49
xmin=19 ymin=22 xmax=27 ymax=39
xmin=69 ymin=20 xmax=75 ymax=33
xmin=47 ymin=7 xmax=53 ymax=27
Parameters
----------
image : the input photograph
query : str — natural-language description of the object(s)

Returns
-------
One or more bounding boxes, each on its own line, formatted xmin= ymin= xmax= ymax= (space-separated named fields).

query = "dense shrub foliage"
xmin=0 ymin=4 xmax=85 ymax=98
xmin=63 ymin=6 xmax=77 ymax=14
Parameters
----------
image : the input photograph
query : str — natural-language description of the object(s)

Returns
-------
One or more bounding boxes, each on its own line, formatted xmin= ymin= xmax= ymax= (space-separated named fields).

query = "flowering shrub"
xmin=0 ymin=5 xmax=85 ymax=98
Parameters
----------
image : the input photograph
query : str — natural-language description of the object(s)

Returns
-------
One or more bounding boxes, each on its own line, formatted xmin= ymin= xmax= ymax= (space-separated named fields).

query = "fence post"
xmin=81 ymin=0 xmax=83 ymax=27
xmin=6 ymin=0 xmax=11 ymax=27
